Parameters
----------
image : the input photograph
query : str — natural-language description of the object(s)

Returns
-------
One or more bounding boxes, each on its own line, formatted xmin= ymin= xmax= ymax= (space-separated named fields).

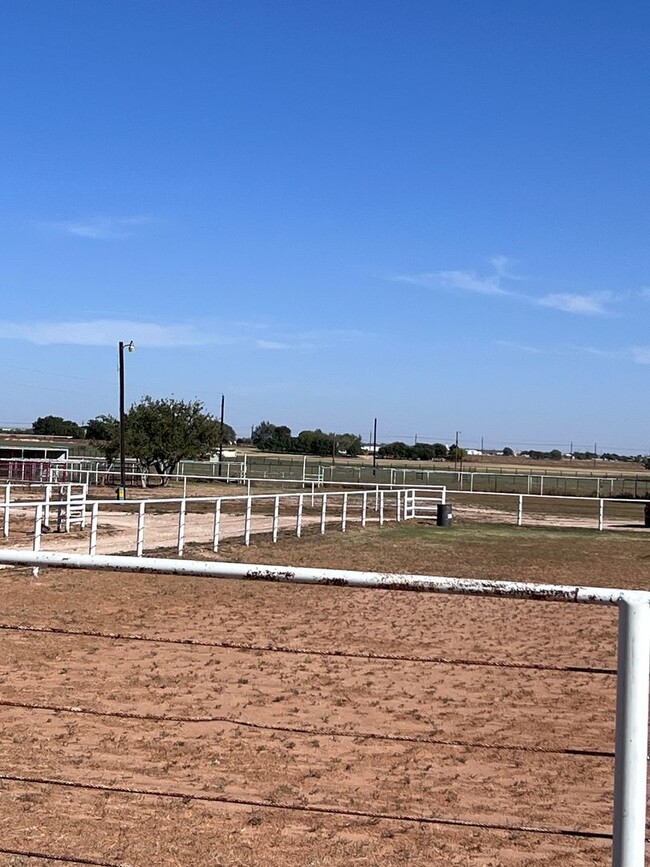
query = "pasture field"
xmin=0 ymin=523 xmax=648 ymax=865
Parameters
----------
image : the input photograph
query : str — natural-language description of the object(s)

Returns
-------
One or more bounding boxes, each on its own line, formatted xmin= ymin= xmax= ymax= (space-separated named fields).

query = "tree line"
xmin=250 ymin=421 xmax=363 ymax=457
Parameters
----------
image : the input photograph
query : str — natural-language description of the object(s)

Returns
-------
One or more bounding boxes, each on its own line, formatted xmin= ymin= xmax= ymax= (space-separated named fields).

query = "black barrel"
xmin=437 ymin=503 xmax=453 ymax=527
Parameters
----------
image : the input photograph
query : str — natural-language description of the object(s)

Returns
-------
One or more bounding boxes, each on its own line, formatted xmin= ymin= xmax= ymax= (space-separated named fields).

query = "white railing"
xmin=2 ymin=486 xmax=419 ymax=558
xmin=444 ymin=489 xmax=648 ymax=532
xmin=0 ymin=549 xmax=646 ymax=867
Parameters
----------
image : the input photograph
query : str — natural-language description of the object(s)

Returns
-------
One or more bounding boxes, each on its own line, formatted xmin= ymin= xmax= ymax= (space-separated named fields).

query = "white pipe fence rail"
xmin=1 ymin=486 xmax=444 ymax=558
xmin=0 ymin=549 xmax=646 ymax=867
xmin=444 ymin=489 xmax=648 ymax=531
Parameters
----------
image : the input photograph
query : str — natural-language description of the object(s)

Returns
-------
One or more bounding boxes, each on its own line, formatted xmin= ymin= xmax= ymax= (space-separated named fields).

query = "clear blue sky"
xmin=2 ymin=0 xmax=649 ymax=452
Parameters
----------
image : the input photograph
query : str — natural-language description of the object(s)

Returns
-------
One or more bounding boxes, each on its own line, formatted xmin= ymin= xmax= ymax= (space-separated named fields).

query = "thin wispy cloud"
xmin=495 ymin=340 xmax=545 ymax=354
xmin=255 ymin=329 xmax=366 ymax=352
xmin=498 ymin=339 xmax=650 ymax=366
xmin=0 ymin=319 xmax=367 ymax=352
xmin=43 ymin=215 xmax=155 ymax=240
xmin=393 ymin=255 xmax=517 ymax=296
xmin=394 ymin=256 xmax=622 ymax=317
xmin=256 ymin=340 xmax=291 ymax=350
xmin=0 ymin=319 xmax=214 ymax=348
xmin=630 ymin=346 xmax=650 ymax=364
xmin=537 ymin=292 xmax=614 ymax=316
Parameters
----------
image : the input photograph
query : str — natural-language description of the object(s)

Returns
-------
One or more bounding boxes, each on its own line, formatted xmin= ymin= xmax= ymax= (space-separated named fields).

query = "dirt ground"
xmin=1 ymin=518 xmax=647 ymax=866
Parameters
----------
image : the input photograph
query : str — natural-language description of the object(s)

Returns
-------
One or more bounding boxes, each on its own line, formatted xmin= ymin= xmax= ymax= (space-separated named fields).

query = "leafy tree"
xmin=378 ymin=441 xmax=413 ymax=460
xmin=448 ymin=444 xmax=467 ymax=462
xmin=251 ymin=421 xmax=293 ymax=452
xmin=334 ymin=432 xmax=362 ymax=457
xmin=33 ymin=415 xmax=83 ymax=438
xmin=294 ymin=428 xmax=329 ymax=456
xmin=103 ymin=396 xmax=223 ymax=484
xmin=412 ymin=443 xmax=435 ymax=461
xmin=86 ymin=415 xmax=118 ymax=441
xmin=251 ymin=421 xmax=279 ymax=451
xmin=549 ymin=449 xmax=563 ymax=461
xmin=432 ymin=442 xmax=448 ymax=459
xmin=502 ymin=447 xmax=515 ymax=456
xmin=217 ymin=421 xmax=236 ymax=446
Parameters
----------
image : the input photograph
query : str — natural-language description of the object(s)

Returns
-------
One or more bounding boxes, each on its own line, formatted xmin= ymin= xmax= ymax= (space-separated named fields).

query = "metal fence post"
xmin=32 ymin=504 xmax=43 ymax=577
xmin=212 ymin=499 xmax=221 ymax=553
xmin=136 ymin=501 xmax=145 ymax=557
xmin=3 ymin=483 xmax=10 ymax=538
xmin=341 ymin=492 xmax=348 ymax=532
xmin=517 ymin=495 xmax=523 ymax=527
xmin=612 ymin=594 xmax=650 ymax=867
xmin=88 ymin=502 xmax=99 ymax=555
xmin=296 ymin=494 xmax=304 ymax=538
xmin=320 ymin=493 xmax=327 ymax=534
xmin=177 ymin=499 xmax=186 ymax=556
xmin=362 ymin=491 xmax=367 ymax=527
xmin=599 ymin=499 xmax=604 ymax=532
xmin=379 ymin=490 xmax=385 ymax=525
xmin=244 ymin=495 xmax=252 ymax=546
xmin=272 ymin=495 xmax=280 ymax=542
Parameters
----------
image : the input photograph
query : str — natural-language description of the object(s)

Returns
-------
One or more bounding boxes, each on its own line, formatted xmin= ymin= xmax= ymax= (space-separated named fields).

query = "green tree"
xmin=251 ymin=421 xmax=294 ymax=452
xmin=341 ymin=434 xmax=363 ymax=457
xmin=412 ymin=443 xmax=435 ymax=461
xmin=448 ymin=444 xmax=467 ymax=462
xmin=33 ymin=415 xmax=83 ymax=438
xmin=432 ymin=442 xmax=448 ymax=459
xmin=378 ymin=441 xmax=413 ymax=460
xmin=549 ymin=449 xmax=563 ymax=461
xmin=103 ymin=396 xmax=222 ymax=484
xmin=86 ymin=415 xmax=118 ymax=441
xmin=502 ymin=447 xmax=514 ymax=456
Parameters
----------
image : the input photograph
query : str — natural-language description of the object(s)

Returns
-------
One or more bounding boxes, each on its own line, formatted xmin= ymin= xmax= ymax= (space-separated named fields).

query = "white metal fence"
xmin=0 ymin=549 xmax=646 ymax=867
xmin=2 ymin=486 xmax=444 ymax=560
xmin=444 ymin=489 xmax=647 ymax=532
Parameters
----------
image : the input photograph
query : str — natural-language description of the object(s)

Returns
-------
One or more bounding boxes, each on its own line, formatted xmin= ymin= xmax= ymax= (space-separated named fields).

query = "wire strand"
xmin=0 ymin=772 xmax=613 ymax=841
xmin=0 ymin=623 xmax=617 ymax=676
xmin=0 ymin=699 xmax=614 ymax=758
xmin=0 ymin=848 xmax=132 ymax=867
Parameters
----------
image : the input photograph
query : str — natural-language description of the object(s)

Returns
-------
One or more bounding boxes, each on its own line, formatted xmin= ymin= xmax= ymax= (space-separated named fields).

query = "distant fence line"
xmin=1 ymin=456 xmax=649 ymax=500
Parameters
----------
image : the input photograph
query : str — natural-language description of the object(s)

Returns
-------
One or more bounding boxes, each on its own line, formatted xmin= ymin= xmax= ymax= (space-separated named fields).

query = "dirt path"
xmin=1 ymin=507 xmax=347 ymax=556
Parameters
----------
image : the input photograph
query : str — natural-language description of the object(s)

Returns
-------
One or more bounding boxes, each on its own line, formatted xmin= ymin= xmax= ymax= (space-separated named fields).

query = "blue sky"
xmin=2 ymin=1 xmax=650 ymax=452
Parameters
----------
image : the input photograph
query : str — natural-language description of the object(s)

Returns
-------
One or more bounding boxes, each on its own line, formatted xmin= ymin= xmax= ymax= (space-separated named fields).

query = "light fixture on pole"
xmin=117 ymin=340 xmax=135 ymax=500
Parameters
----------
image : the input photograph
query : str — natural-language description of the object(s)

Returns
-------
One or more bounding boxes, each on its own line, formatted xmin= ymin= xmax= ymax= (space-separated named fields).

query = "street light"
xmin=117 ymin=340 xmax=135 ymax=500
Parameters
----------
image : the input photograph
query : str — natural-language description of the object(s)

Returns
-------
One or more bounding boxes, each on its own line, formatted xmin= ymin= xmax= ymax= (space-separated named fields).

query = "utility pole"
xmin=372 ymin=418 xmax=377 ymax=476
xmin=218 ymin=394 xmax=225 ymax=478
xmin=117 ymin=340 xmax=135 ymax=500
xmin=454 ymin=430 xmax=461 ymax=472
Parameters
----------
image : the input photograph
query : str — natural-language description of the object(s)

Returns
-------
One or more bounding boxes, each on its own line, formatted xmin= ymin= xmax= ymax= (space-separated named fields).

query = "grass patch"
xmin=206 ymin=521 xmax=650 ymax=591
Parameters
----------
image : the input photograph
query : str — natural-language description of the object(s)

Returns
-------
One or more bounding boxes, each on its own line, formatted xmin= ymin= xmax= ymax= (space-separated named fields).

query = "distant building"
xmin=0 ymin=433 xmax=70 ymax=461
